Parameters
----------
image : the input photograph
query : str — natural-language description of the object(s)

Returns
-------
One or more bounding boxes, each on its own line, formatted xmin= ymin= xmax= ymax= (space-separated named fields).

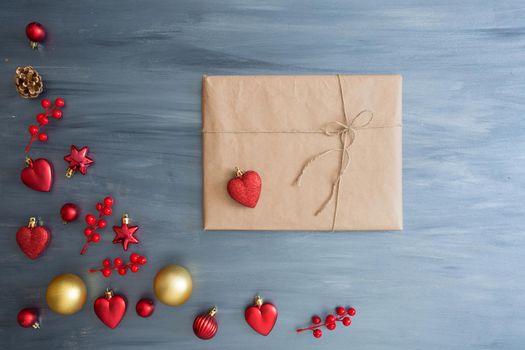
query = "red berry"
xmin=336 ymin=306 xmax=346 ymax=316
xmin=85 ymin=214 xmax=96 ymax=226
xmin=130 ymin=253 xmax=140 ymax=263
xmin=28 ymin=125 xmax=38 ymax=136
xmin=102 ymin=268 xmax=112 ymax=277
xmin=347 ymin=308 xmax=356 ymax=317
xmin=97 ymin=219 xmax=107 ymax=228
xmin=38 ymin=132 xmax=48 ymax=142
xmin=342 ymin=317 xmax=351 ymax=326
xmin=138 ymin=256 xmax=147 ymax=265
xmin=55 ymin=98 xmax=65 ymax=107
xmin=312 ymin=315 xmax=321 ymax=324
xmin=326 ymin=314 xmax=336 ymax=323
xmin=118 ymin=267 xmax=127 ymax=275
xmin=52 ymin=109 xmax=62 ymax=119
xmin=36 ymin=113 xmax=48 ymax=125
xmin=96 ymin=203 xmax=103 ymax=211
xmin=327 ymin=322 xmax=336 ymax=331
xmin=114 ymin=258 xmax=123 ymax=267
xmin=104 ymin=196 xmax=114 ymax=207
xmin=130 ymin=264 xmax=140 ymax=273
xmin=103 ymin=207 xmax=112 ymax=216
xmin=102 ymin=258 xmax=111 ymax=267
xmin=84 ymin=227 xmax=94 ymax=236
xmin=313 ymin=329 xmax=322 ymax=338
xmin=91 ymin=233 xmax=101 ymax=242
xmin=41 ymin=99 xmax=51 ymax=108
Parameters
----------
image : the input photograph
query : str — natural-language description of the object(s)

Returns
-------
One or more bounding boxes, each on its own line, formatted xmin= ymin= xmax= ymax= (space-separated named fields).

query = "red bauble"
xmin=193 ymin=307 xmax=219 ymax=340
xmin=64 ymin=145 xmax=94 ymax=178
xmin=245 ymin=296 xmax=278 ymax=336
xmin=112 ymin=214 xmax=139 ymax=251
xmin=136 ymin=298 xmax=155 ymax=318
xmin=17 ymin=308 xmax=40 ymax=329
xmin=60 ymin=203 xmax=80 ymax=223
xmin=227 ymin=168 xmax=261 ymax=208
xmin=25 ymin=22 xmax=46 ymax=49
xmin=16 ymin=217 xmax=51 ymax=260
xmin=21 ymin=157 xmax=53 ymax=192
xmin=94 ymin=289 xmax=126 ymax=329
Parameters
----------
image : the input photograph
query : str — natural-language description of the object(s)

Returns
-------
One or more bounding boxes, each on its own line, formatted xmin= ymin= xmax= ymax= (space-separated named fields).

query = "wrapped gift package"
xmin=202 ymin=75 xmax=402 ymax=231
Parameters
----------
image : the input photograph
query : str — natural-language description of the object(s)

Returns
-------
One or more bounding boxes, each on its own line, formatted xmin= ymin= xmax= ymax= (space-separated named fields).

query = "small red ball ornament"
xmin=227 ymin=167 xmax=262 ymax=208
xmin=25 ymin=22 xmax=46 ymax=49
xmin=193 ymin=306 xmax=219 ymax=340
xmin=60 ymin=203 xmax=80 ymax=224
xmin=136 ymin=298 xmax=155 ymax=318
xmin=17 ymin=308 xmax=40 ymax=329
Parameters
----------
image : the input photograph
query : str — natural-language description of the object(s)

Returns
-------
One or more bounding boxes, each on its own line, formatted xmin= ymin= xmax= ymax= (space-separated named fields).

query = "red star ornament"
xmin=112 ymin=213 xmax=139 ymax=251
xmin=64 ymin=145 xmax=94 ymax=177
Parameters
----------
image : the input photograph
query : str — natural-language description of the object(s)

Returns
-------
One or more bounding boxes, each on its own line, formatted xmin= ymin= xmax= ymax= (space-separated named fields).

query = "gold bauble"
xmin=46 ymin=273 xmax=87 ymax=315
xmin=153 ymin=264 xmax=193 ymax=306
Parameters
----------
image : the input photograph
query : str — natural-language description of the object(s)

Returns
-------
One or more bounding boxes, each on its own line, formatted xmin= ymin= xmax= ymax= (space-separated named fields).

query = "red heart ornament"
xmin=21 ymin=158 xmax=53 ymax=192
xmin=94 ymin=290 xmax=126 ymax=329
xmin=245 ymin=296 xmax=278 ymax=336
xmin=16 ymin=217 xmax=51 ymax=260
xmin=227 ymin=169 xmax=261 ymax=208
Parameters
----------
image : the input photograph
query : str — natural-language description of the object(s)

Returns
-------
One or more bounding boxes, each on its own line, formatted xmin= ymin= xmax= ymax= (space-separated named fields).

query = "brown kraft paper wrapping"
xmin=202 ymin=75 xmax=402 ymax=231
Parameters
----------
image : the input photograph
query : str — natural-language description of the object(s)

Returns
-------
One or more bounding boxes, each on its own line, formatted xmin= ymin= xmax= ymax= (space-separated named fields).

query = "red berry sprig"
xmin=25 ymin=98 xmax=65 ymax=153
xmin=89 ymin=253 xmax=147 ymax=277
xmin=296 ymin=306 xmax=357 ymax=339
xmin=80 ymin=196 xmax=114 ymax=255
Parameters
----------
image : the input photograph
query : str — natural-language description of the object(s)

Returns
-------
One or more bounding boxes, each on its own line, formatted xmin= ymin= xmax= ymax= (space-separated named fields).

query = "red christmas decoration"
xmin=227 ymin=167 xmax=261 ymax=208
xmin=112 ymin=213 xmax=139 ymax=251
xmin=94 ymin=289 xmax=126 ymax=329
xmin=25 ymin=22 xmax=46 ymax=49
xmin=21 ymin=157 xmax=53 ymax=192
xmin=60 ymin=203 xmax=80 ymax=223
xmin=80 ymin=196 xmax=114 ymax=255
xmin=296 ymin=306 xmax=357 ymax=339
xmin=244 ymin=295 xmax=278 ymax=336
xmin=17 ymin=308 xmax=40 ymax=329
xmin=89 ymin=253 xmax=147 ymax=277
xmin=136 ymin=298 xmax=155 ymax=318
xmin=16 ymin=217 xmax=51 ymax=260
xmin=64 ymin=145 xmax=94 ymax=178
xmin=193 ymin=306 xmax=218 ymax=340
xmin=25 ymin=98 xmax=65 ymax=153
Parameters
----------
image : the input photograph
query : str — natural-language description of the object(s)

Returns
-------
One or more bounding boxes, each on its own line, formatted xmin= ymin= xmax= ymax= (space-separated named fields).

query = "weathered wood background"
xmin=1 ymin=0 xmax=524 ymax=349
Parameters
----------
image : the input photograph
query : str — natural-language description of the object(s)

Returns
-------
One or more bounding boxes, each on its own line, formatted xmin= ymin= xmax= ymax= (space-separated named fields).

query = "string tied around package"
xmin=294 ymin=75 xmax=399 ymax=231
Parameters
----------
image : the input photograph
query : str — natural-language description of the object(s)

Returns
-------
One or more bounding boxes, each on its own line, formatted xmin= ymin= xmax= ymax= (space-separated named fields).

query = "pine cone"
xmin=14 ymin=66 xmax=44 ymax=99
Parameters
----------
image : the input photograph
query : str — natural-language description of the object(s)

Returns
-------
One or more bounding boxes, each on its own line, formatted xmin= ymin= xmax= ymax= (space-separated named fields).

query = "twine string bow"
xmin=295 ymin=75 xmax=374 ymax=230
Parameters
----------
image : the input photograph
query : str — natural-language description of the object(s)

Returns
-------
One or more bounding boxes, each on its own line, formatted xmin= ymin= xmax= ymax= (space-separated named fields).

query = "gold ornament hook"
xmin=235 ymin=167 xmax=244 ymax=177
xmin=122 ymin=213 xmax=129 ymax=225
xmin=104 ymin=288 xmax=113 ymax=299
xmin=208 ymin=306 xmax=218 ymax=317
xmin=28 ymin=217 xmax=37 ymax=228
xmin=65 ymin=167 xmax=75 ymax=178
xmin=255 ymin=295 xmax=263 ymax=306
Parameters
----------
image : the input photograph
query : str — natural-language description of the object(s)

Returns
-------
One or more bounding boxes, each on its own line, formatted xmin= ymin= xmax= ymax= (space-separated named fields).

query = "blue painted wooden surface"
xmin=1 ymin=0 xmax=524 ymax=349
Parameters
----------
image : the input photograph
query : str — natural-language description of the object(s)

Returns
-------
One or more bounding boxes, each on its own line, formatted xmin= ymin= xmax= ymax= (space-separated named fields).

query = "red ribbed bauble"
xmin=136 ymin=298 xmax=155 ymax=318
xmin=193 ymin=306 xmax=218 ymax=340
xmin=60 ymin=203 xmax=80 ymax=224
xmin=25 ymin=22 xmax=46 ymax=49
xmin=17 ymin=308 xmax=40 ymax=328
